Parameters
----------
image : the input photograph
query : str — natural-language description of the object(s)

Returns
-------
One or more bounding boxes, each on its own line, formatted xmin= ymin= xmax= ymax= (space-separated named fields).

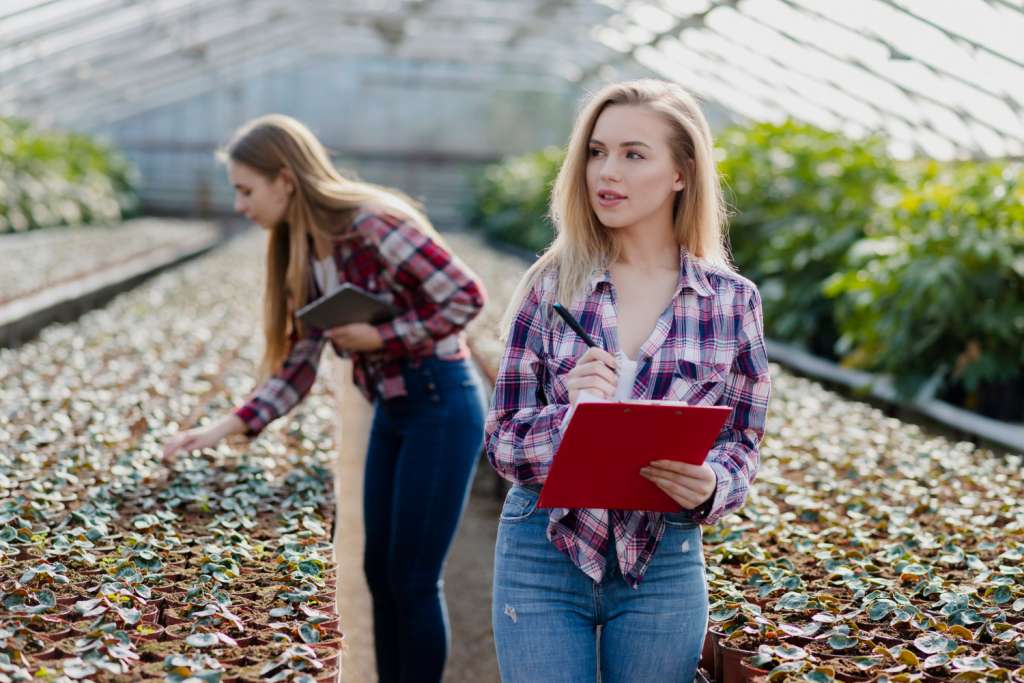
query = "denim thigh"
xmin=600 ymin=519 xmax=708 ymax=682
xmin=492 ymin=486 xmax=599 ymax=683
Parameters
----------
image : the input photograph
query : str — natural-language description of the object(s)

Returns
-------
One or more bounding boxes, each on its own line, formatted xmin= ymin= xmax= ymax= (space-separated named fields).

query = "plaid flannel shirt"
xmin=235 ymin=209 xmax=486 ymax=436
xmin=485 ymin=247 xmax=770 ymax=587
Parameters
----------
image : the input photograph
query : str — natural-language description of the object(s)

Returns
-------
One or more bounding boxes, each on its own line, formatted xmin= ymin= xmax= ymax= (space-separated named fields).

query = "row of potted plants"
xmin=1 ymin=235 xmax=345 ymax=681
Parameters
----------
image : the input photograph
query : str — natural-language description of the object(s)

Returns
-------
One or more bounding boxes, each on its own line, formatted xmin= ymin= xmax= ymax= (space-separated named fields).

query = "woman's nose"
xmin=600 ymin=158 xmax=622 ymax=182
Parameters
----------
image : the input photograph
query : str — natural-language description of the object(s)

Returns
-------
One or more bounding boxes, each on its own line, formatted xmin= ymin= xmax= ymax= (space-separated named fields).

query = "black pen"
xmin=552 ymin=303 xmax=597 ymax=348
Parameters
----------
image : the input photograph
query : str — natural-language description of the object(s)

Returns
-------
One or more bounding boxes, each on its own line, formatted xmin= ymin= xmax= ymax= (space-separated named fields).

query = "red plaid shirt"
xmin=235 ymin=210 xmax=486 ymax=436
xmin=485 ymin=247 xmax=770 ymax=587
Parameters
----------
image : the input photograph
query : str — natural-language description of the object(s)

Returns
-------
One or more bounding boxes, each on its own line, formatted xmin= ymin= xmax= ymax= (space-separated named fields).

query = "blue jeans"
xmin=363 ymin=357 xmax=487 ymax=683
xmin=492 ymin=485 xmax=709 ymax=682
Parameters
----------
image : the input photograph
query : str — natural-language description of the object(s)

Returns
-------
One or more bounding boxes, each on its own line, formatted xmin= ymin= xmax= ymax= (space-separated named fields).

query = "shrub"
xmin=716 ymin=120 xmax=900 ymax=358
xmin=824 ymin=161 xmax=1024 ymax=420
xmin=464 ymin=146 xmax=563 ymax=253
xmin=0 ymin=117 xmax=139 ymax=233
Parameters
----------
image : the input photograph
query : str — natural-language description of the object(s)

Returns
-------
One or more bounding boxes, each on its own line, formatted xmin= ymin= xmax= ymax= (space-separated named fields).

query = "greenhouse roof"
xmin=2 ymin=0 xmax=1023 ymax=159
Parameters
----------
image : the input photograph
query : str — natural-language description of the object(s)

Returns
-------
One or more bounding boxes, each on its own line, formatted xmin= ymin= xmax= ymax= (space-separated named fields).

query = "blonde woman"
xmin=485 ymin=80 xmax=771 ymax=680
xmin=163 ymin=115 xmax=489 ymax=683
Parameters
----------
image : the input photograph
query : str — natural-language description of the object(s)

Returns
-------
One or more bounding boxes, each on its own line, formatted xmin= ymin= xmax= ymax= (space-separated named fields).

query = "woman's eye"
xmin=588 ymin=147 xmax=604 ymax=157
xmin=626 ymin=151 xmax=645 ymax=160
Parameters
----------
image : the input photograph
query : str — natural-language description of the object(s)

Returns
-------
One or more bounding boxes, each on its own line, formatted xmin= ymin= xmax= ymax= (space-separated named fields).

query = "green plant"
xmin=464 ymin=146 xmax=564 ymax=253
xmin=824 ymin=161 xmax=1024 ymax=418
xmin=716 ymin=120 xmax=900 ymax=357
xmin=0 ymin=117 xmax=139 ymax=233
xmin=161 ymin=653 xmax=223 ymax=683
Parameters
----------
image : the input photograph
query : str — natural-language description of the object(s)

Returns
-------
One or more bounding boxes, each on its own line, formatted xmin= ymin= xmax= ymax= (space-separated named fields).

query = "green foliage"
xmin=824 ymin=161 xmax=1024 ymax=418
xmin=0 ymin=117 xmax=139 ymax=233
xmin=717 ymin=120 xmax=901 ymax=357
xmin=464 ymin=146 xmax=563 ymax=252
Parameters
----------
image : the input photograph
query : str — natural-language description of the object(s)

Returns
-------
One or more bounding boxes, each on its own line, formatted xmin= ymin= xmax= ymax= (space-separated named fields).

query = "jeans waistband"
xmin=520 ymin=482 xmax=543 ymax=494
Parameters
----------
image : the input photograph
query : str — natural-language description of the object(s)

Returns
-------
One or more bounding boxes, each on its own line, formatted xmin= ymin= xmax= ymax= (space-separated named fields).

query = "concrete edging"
xmin=767 ymin=338 xmax=1024 ymax=455
xmin=0 ymin=222 xmax=235 ymax=348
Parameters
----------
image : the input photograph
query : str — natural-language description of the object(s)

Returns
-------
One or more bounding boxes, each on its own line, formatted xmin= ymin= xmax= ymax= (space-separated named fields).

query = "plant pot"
xmin=740 ymin=660 xmax=770 ymax=681
xmin=719 ymin=642 xmax=756 ymax=683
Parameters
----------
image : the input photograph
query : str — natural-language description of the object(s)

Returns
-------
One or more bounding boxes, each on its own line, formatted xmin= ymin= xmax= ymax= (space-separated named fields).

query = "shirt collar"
xmin=586 ymin=246 xmax=714 ymax=298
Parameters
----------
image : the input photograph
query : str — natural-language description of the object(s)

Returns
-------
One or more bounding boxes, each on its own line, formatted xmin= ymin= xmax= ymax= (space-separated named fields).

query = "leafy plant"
xmin=717 ymin=120 xmax=901 ymax=357
xmin=824 ymin=161 xmax=1024 ymax=417
xmin=0 ymin=117 xmax=139 ymax=233
xmin=463 ymin=146 xmax=564 ymax=253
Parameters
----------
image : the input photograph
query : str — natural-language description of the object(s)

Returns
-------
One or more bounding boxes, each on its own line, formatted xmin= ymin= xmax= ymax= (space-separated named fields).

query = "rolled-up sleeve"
xmin=484 ymin=283 xmax=570 ymax=485
xmin=363 ymin=214 xmax=486 ymax=356
xmin=699 ymin=287 xmax=771 ymax=526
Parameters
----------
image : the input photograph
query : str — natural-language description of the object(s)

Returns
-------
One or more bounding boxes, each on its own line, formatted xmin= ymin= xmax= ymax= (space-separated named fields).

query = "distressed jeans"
xmin=492 ymin=485 xmax=709 ymax=682
xmin=363 ymin=357 xmax=488 ymax=683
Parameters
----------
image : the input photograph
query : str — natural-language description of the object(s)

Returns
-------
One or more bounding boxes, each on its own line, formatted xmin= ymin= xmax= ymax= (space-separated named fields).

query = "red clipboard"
xmin=537 ymin=402 xmax=732 ymax=512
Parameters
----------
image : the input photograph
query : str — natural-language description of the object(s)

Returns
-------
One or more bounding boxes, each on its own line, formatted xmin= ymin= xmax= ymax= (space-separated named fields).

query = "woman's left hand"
xmin=325 ymin=323 xmax=384 ymax=351
xmin=640 ymin=460 xmax=717 ymax=510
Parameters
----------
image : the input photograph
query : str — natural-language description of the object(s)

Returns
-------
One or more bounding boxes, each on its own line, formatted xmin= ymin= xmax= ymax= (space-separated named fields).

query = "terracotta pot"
xmin=719 ymin=642 xmax=756 ymax=683
xmin=704 ymin=628 xmax=724 ymax=683
xmin=740 ymin=659 xmax=770 ymax=681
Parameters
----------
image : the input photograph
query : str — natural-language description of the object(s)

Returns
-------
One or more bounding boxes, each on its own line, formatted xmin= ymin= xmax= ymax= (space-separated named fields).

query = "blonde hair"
xmin=219 ymin=114 xmax=443 ymax=380
xmin=500 ymin=79 xmax=731 ymax=336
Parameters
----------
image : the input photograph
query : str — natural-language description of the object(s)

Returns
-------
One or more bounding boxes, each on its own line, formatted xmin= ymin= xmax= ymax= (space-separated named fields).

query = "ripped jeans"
xmin=491 ymin=485 xmax=708 ymax=682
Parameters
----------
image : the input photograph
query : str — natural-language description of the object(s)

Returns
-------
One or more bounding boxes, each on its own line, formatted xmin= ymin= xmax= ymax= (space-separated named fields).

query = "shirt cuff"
xmin=697 ymin=461 xmax=731 ymax=525
xmin=375 ymin=321 xmax=406 ymax=356
xmin=233 ymin=405 xmax=265 ymax=437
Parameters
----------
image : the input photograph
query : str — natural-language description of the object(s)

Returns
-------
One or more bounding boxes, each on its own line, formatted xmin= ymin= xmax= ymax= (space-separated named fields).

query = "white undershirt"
xmin=312 ymin=255 xmax=339 ymax=295
xmin=613 ymin=351 xmax=640 ymax=401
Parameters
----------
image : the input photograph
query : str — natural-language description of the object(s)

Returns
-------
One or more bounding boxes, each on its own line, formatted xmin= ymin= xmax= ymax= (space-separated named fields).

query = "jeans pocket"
xmin=499 ymin=486 xmax=540 ymax=523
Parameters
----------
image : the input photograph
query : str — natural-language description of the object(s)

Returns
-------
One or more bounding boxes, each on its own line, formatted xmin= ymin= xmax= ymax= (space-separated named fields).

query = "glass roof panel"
xmin=1 ymin=0 xmax=1020 ymax=159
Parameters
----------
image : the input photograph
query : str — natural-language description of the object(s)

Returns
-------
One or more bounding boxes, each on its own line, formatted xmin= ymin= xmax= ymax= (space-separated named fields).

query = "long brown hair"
xmin=501 ymin=79 xmax=731 ymax=336
xmin=219 ymin=114 xmax=442 ymax=380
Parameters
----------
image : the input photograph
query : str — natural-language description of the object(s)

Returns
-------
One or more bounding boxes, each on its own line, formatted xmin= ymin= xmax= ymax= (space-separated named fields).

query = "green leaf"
xmin=827 ymin=634 xmax=859 ymax=650
xmin=773 ymin=644 xmax=808 ymax=660
xmin=710 ymin=606 xmax=739 ymax=622
xmin=923 ymin=653 xmax=951 ymax=669
xmin=914 ymin=633 xmax=957 ymax=654
xmin=298 ymin=623 xmax=320 ymax=644
xmin=801 ymin=671 xmax=834 ymax=683
xmin=867 ymin=599 xmax=895 ymax=621
xmin=775 ymin=592 xmax=810 ymax=612
xmin=63 ymin=660 xmax=98 ymax=679
xmin=951 ymin=655 xmax=995 ymax=672
xmin=186 ymin=633 xmax=220 ymax=648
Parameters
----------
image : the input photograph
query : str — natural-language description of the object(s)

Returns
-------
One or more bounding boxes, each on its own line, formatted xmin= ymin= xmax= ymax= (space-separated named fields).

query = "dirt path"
xmin=330 ymin=357 xmax=502 ymax=683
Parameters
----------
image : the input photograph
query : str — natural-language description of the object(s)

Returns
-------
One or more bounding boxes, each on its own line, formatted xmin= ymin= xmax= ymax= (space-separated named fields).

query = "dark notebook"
xmin=296 ymin=283 xmax=398 ymax=329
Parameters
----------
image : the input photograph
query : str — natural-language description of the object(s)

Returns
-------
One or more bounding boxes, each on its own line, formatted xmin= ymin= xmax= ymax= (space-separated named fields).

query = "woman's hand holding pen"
xmin=325 ymin=323 xmax=383 ymax=351
xmin=565 ymin=347 xmax=619 ymax=403
xmin=640 ymin=460 xmax=717 ymax=511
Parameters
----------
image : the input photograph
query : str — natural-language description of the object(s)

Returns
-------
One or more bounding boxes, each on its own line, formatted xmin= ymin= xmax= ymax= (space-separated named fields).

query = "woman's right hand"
xmin=162 ymin=415 xmax=245 ymax=459
xmin=565 ymin=347 xmax=619 ymax=404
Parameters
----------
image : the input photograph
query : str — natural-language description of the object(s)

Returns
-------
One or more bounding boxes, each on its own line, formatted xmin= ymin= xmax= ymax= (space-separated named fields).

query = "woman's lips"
xmin=596 ymin=190 xmax=627 ymax=208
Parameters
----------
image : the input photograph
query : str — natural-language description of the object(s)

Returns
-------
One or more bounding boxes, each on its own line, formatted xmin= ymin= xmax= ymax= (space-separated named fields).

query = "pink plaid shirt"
xmin=235 ymin=209 xmax=486 ymax=436
xmin=485 ymin=247 xmax=770 ymax=587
